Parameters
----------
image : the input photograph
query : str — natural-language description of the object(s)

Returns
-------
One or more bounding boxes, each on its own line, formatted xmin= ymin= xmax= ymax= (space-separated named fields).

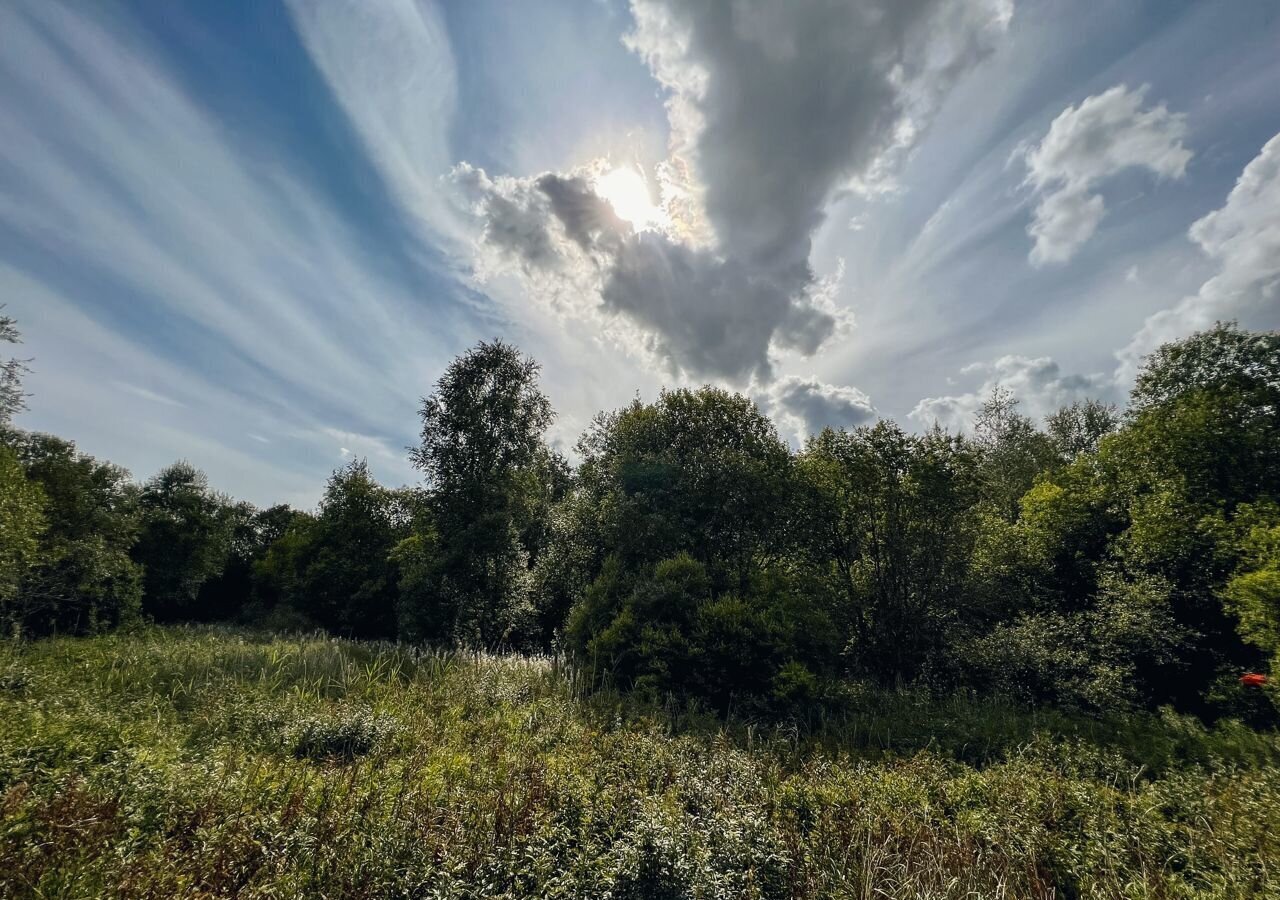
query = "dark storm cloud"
xmin=601 ymin=235 xmax=825 ymax=380
xmin=629 ymin=0 xmax=1013 ymax=269
xmin=454 ymin=0 xmax=1012 ymax=383
xmin=454 ymin=164 xmax=835 ymax=381
xmin=535 ymin=174 xmax=628 ymax=252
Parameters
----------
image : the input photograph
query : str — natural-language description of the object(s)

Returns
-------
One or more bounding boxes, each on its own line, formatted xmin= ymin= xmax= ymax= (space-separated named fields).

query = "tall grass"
xmin=2 ymin=627 xmax=1277 ymax=898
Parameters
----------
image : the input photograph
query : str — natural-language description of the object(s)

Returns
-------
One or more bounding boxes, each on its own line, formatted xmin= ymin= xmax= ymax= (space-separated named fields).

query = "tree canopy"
xmin=1 ymin=320 xmax=1275 ymax=723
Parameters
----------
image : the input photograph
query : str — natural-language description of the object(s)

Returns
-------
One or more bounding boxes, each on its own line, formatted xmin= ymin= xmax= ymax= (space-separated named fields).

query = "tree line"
xmin=2 ymin=312 xmax=1277 ymax=721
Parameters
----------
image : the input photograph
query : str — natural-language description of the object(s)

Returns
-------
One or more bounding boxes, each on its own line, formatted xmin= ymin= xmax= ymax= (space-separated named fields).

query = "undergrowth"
xmin=1 ymin=626 xmax=1277 ymax=898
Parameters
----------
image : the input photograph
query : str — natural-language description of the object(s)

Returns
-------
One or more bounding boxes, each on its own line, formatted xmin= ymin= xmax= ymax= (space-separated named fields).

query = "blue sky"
xmin=3 ymin=0 xmax=1277 ymax=507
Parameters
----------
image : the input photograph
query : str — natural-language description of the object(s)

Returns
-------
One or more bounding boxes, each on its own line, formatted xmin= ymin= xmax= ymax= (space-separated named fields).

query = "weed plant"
xmin=1 ymin=627 xmax=1277 ymax=898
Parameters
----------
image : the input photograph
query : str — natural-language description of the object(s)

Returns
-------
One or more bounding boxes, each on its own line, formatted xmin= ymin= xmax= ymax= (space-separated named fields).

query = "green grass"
xmin=1 ymin=628 xmax=1278 ymax=898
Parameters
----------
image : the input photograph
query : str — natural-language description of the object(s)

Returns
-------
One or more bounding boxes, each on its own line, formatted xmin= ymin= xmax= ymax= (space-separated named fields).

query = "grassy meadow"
xmin=1 ymin=628 xmax=1278 ymax=899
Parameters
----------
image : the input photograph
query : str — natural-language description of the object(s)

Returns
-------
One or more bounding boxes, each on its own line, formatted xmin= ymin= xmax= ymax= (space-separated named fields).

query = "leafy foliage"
xmin=402 ymin=340 xmax=560 ymax=646
xmin=797 ymin=422 xmax=978 ymax=684
xmin=1 ymin=431 xmax=141 ymax=637
xmin=1223 ymin=504 xmax=1280 ymax=670
xmin=1045 ymin=397 xmax=1118 ymax=460
xmin=411 ymin=339 xmax=555 ymax=490
xmin=0 ymin=315 xmax=1275 ymax=724
xmin=286 ymin=708 xmax=393 ymax=761
xmin=560 ymin=388 xmax=825 ymax=708
xmin=0 ymin=446 xmax=44 ymax=621
xmin=133 ymin=461 xmax=235 ymax=622
xmin=0 ymin=309 xmax=30 ymax=428
xmin=1130 ymin=322 xmax=1280 ymax=415
xmin=198 ymin=502 xmax=302 ymax=622
xmin=2 ymin=629 xmax=1279 ymax=898
xmin=574 ymin=387 xmax=794 ymax=586
xmin=251 ymin=460 xmax=408 ymax=639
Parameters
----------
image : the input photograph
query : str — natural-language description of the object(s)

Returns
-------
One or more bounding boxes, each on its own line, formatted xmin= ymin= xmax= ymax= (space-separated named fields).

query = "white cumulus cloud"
xmin=1116 ymin=131 xmax=1280 ymax=381
xmin=1023 ymin=85 xmax=1191 ymax=265
xmin=911 ymin=355 xmax=1113 ymax=432
xmin=762 ymin=375 xmax=877 ymax=445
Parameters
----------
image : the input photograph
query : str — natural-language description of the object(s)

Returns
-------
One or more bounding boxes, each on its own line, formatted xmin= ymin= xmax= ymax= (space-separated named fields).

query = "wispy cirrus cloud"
xmin=114 ymin=383 xmax=184 ymax=409
xmin=0 ymin=1 xmax=449 ymax=502
xmin=283 ymin=0 xmax=466 ymax=249
xmin=5 ymin=0 xmax=1278 ymax=506
xmin=3 ymin=264 xmax=324 ymax=506
xmin=914 ymin=128 xmax=1280 ymax=428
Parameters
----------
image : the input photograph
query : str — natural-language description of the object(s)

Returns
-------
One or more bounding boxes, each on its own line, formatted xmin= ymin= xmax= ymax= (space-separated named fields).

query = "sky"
xmin=2 ymin=0 xmax=1277 ymax=508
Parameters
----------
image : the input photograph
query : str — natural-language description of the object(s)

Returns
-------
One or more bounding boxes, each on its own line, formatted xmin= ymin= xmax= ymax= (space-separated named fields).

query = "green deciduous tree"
xmin=2 ymin=431 xmax=142 ymax=636
xmin=972 ymin=387 xmax=1058 ymax=521
xmin=562 ymin=387 xmax=828 ymax=708
xmin=198 ymin=502 xmax=303 ymax=622
xmin=267 ymin=460 xmax=409 ymax=639
xmin=247 ymin=509 xmax=318 ymax=629
xmin=0 ymin=309 xmax=31 ymax=427
xmin=1129 ymin=321 xmax=1280 ymax=417
xmin=798 ymin=422 xmax=979 ymax=684
xmin=972 ymin=324 xmax=1280 ymax=712
xmin=401 ymin=340 xmax=558 ymax=646
xmin=308 ymin=461 xmax=410 ymax=638
xmin=1103 ymin=325 xmax=1280 ymax=708
xmin=1046 ymin=398 xmax=1118 ymax=461
xmin=133 ymin=461 xmax=236 ymax=622
xmin=2 ymin=311 xmax=1276 ymax=725
xmin=1222 ymin=503 xmax=1280 ymax=673
xmin=0 ymin=445 xmax=45 ymax=633
xmin=574 ymin=387 xmax=795 ymax=587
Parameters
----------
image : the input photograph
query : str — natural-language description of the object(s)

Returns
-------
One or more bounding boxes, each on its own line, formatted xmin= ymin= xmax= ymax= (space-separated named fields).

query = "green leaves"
xmin=4 ymin=628 xmax=1280 ymax=898
xmin=406 ymin=341 xmax=559 ymax=647
xmin=0 ymin=310 xmax=30 ymax=428
xmin=1130 ymin=321 xmax=1280 ymax=416
xmin=412 ymin=339 xmax=553 ymax=491
xmin=2 ymin=431 xmax=141 ymax=637
xmin=1223 ymin=505 xmax=1280 ymax=666
xmin=133 ymin=461 xmax=235 ymax=621
xmin=797 ymin=422 xmax=978 ymax=683
xmin=0 ymin=446 xmax=45 ymax=617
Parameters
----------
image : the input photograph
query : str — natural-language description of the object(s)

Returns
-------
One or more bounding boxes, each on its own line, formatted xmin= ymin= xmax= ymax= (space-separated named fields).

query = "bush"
xmin=3 ymin=629 xmax=1280 ymax=897
xmin=568 ymin=554 xmax=839 ymax=714
xmin=285 ymin=710 xmax=393 ymax=761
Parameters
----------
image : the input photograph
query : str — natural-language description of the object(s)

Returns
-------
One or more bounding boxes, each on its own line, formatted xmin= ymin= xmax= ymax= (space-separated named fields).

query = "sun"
xmin=594 ymin=165 xmax=666 ymax=231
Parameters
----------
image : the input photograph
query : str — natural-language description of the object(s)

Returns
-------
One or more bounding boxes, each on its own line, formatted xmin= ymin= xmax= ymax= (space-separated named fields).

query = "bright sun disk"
xmin=594 ymin=165 xmax=666 ymax=231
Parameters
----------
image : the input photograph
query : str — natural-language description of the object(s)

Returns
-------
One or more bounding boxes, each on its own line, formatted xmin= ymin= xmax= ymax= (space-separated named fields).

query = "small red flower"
xmin=1240 ymin=673 xmax=1268 ymax=687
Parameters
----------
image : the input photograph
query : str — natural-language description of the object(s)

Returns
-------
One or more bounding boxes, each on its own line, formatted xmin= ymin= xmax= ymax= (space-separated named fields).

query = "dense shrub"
xmin=0 ymin=445 xmax=44 ymax=622
xmin=2 ymin=630 xmax=1278 ymax=898
xmin=286 ymin=709 xmax=392 ymax=761
xmin=247 ymin=461 xmax=409 ymax=639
